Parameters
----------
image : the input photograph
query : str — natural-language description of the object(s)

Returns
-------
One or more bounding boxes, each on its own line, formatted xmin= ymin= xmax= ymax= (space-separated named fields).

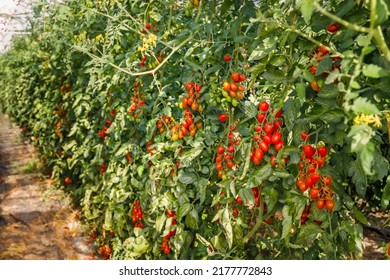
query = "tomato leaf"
xmin=381 ymin=176 xmax=390 ymax=210
xmin=348 ymin=159 xmax=368 ymax=197
xmin=299 ymin=0 xmax=315 ymax=23
xmin=295 ymin=223 xmax=323 ymax=246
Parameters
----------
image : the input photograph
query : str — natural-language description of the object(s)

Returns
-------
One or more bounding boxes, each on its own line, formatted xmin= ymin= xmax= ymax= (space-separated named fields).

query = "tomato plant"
xmin=0 ymin=0 xmax=389 ymax=260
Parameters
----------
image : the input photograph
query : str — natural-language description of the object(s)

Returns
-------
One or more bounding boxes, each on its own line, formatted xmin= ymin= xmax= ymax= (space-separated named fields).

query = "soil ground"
xmin=0 ymin=114 xmax=388 ymax=260
xmin=0 ymin=115 xmax=96 ymax=260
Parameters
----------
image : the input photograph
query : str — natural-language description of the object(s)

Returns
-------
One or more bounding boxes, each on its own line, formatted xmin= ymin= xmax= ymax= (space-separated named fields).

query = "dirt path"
xmin=0 ymin=114 xmax=96 ymax=260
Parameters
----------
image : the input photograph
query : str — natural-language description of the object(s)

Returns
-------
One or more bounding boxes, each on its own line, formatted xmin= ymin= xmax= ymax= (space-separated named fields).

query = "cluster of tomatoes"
xmin=131 ymin=200 xmax=144 ymax=228
xmin=250 ymin=101 xmax=284 ymax=165
xmin=127 ymin=83 xmax=145 ymax=119
xmin=157 ymin=111 xmax=202 ymax=141
xmin=296 ymin=136 xmax=335 ymax=211
xmin=100 ymin=162 xmax=106 ymax=174
xmin=98 ymin=119 xmax=112 ymax=139
xmin=161 ymin=210 xmax=177 ymax=255
xmin=179 ymin=82 xmax=203 ymax=112
xmin=215 ymin=123 xmax=240 ymax=179
xmin=221 ymin=72 xmax=246 ymax=106
xmin=98 ymin=244 xmax=112 ymax=260
xmin=308 ymin=23 xmax=342 ymax=93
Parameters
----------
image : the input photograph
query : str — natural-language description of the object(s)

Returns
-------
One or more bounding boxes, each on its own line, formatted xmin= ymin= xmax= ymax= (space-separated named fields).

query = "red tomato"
xmin=259 ymin=101 xmax=269 ymax=112
xmin=223 ymin=54 xmax=232 ymax=62
xmin=327 ymin=23 xmax=339 ymax=33
xmin=218 ymin=113 xmax=227 ymax=123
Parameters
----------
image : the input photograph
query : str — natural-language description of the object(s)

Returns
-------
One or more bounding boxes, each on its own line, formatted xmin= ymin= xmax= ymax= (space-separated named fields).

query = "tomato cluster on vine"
xmin=215 ymin=123 xmax=240 ymax=179
xmin=131 ymin=200 xmax=144 ymax=228
xmin=179 ymin=82 xmax=203 ymax=112
xmin=98 ymin=244 xmax=112 ymax=260
xmin=127 ymin=83 xmax=145 ymax=119
xmin=296 ymin=137 xmax=335 ymax=211
xmin=250 ymin=101 xmax=284 ymax=166
xmin=98 ymin=119 xmax=112 ymax=139
xmin=161 ymin=210 xmax=177 ymax=255
xmin=220 ymin=72 xmax=246 ymax=106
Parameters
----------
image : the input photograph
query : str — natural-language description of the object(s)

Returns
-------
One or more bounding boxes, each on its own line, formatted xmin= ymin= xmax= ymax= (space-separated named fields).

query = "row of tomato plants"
xmin=0 ymin=0 xmax=389 ymax=259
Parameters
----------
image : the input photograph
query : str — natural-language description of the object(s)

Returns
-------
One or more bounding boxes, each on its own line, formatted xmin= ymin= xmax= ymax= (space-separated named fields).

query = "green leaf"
xmin=197 ymin=177 xmax=208 ymax=205
xmin=243 ymin=100 xmax=258 ymax=119
xmin=348 ymin=159 xmax=368 ymax=197
xmin=283 ymin=98 xmax=300 ymax=131
xmin=381 ymin=176 xmax=390 ymax=209
xmin=178 ymin=171 xmax=198 ymax=184
xmin=221 ymin=208 xmax=233 ymax=248
xmin=375 ymin=0 xmax=390 ymax=26
xmin=299 ymin=0 xmax=315 ymax=23
xmin=316 ymin=56 xmax=332 ymax=76
xmin=185 ymin=208 xmax=199 ymax=229
xmin=178 ymin=203 xmax=191 ymax=220
xmin=296 ymin=82 xmax=306 ymax=104
xmin=352 ymin=206 xmax=369 ymax=225
xmin=362 ymin=64 xmax=389 ymax=78
xmin=295 ymin=223 xmax=323 ymax=246
xmin=248 ymin=164 xmax=273 ymax=188
xmin=351 ymin=97 xmax=380 ymax=115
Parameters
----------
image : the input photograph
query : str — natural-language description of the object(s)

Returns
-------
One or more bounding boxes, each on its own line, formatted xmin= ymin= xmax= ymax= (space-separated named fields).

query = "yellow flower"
xmin=353 ymin=113 xmax=382 ymax=128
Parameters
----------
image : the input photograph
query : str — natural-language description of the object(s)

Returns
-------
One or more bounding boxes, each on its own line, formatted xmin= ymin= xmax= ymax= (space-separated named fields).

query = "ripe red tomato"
xmin=316 ymin=200 xmax=325 ymax=210
xmin=259 ymin=142 xmax=269 ymax=152
xmin=227 ymin=145 xmax=235 ymax=153
xmin=230 ymin=82 xmax=238 ymax=92
xmin=263 ymin=134 xmax=272 ymax=145
xmin=310 ymin=173 xmax=321 ymax=183
xmin=235 ymin=196 xmax=243 ymax=205
xmin=216 ymin=163 xmax=223 ymax=171
xmin=259 ymin=101 xmax=269 ymax=112
xmin=64 ymin=177 xmax=72 ymax=185
xmin=217 ymin=146 xmax=225 ymax=155
xmin=317 ymin=146 xmax=328 ymax=157
xmin=300 ymin=131 xmax=310 ymax=141
xmin=271 ymin=132 xmax=282 ymax=144
xmin=223 ymin=54 xmax=232 ymax=62
xmin=226 ymin=161 xmax=234 ymax=169
xmin=239 ymin=74 xmax=246 ymax=82
xmin=257 ymin=113 xmax=266 ymax=123
xmin=318 ymin=45 xmax=330 ymax=55
xmin=215 ymin=156 xmax=223 ymax=163
xmin=309 ymin=65 xmax=317 ymax=75
xmin=323 ymin=175 xmax=332 ymax=186
xmin=325 ymin=199 xmax=334 ymax=211
xmin=253 ymin=149 xmax=264 ymax=161
xmin=166 ymin=210 xmax=176 ymax=217
xmin=219 ymin=113 xmax=227 ymax=122
xmin=303 ymin=145 xmax=316 ymax=159
xmin=327 ymin=23 xmax=339 ymax=33
xmin=231 ymin=72 xmax=240 ymax=83
xmin=264 ymin=123 xmax=274 ymax=134
xmin=296 ymin=180 xmax=307 ymax=192
xmin=274 ymin=109 xmax=283 ymax=118
xmin=145 ymin=23 xmax=151 ymax=30
xmin=310 ymin=188 xmax=319 ymax=199
xmin=274 ymin=141 xmax=284 ymax=152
